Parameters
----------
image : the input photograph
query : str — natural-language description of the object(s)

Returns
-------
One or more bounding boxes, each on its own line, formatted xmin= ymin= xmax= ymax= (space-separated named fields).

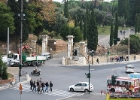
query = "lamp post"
xmin=91 ymin=50 xmax=94 ymax=65
xmin=85 ymin=50 xmax=94 ymax=93
xmin=16 ymin=0 xmax=29 ymax=82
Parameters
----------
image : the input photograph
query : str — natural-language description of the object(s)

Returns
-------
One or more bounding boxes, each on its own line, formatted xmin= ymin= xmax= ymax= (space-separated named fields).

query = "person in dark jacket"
xmin=45 ymin=81 xmax=49 ymax=92
xmin=32 ymin=81 xmax=36 ymax=92
xmin=49 ymin=81 xmax=53 ymax=92
xmin=41 ymin=82 xmax=45 ymax=93
xmin=30 ymin=79 xmax=33 ymax=90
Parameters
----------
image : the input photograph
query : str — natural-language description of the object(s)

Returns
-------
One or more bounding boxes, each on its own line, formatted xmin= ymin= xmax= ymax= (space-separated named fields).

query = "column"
xmin=79 ymin=41 xmax=86 ymax=56
xmin=39 ymin=35 xmax=49 ymax=54
xmin=67 ymin=35 xmax=74 ymax=58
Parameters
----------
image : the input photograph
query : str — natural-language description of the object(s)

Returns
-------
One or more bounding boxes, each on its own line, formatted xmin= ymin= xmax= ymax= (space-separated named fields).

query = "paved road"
xmin=98 ymin=29 xmax=135 ymax=47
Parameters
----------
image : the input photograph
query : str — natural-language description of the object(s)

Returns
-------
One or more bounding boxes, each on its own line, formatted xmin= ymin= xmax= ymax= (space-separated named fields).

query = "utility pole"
xmin=7 ymin=27 xmax=9 ymax=65
xmin=128 ymin=29 xmax=130 ymax=61
xmin=16 ymin=0 xmax=29 ymax=82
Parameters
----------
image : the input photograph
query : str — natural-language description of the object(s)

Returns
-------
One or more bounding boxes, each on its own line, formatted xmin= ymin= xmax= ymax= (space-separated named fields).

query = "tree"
xmin=87 ymin=8 xmax=98 ymax=51
xmin=64 ymin=0 xmax=69 ymax=18
xmin=118 ymin=0 xmax=129 ymax=20
xmin=110 ymin=22 xmax=114 ymax=47
xmin=0 ymin=55 xmax=8 ymax=80
xmin=0 ymin=2 xmax=15 ymax=41
xmin=54 ymin=13 xmax=68 ymax=35
xmin=71 ymin=27 xmax=83 ymax=42
xmin=60 ymin=24 xmax=70 ymax=40
xmin=42 ymin=0 xmax=56 ymax=32
xmin=114 ymin=12 xmax=118 ymax=45
xmin=83 ymin=5 xmax=89 ymax=41
xmin=135 ymin=13 xmax=140 ymax=34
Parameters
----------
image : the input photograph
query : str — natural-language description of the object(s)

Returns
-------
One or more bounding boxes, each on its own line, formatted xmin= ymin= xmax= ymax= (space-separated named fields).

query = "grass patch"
xmin=8 ymin=73 xmax=13 ymax=79
xmin=98 ymin=26 xmax=131 ymax=35
xmin=98 ymin=26 xmax=110 ymax=35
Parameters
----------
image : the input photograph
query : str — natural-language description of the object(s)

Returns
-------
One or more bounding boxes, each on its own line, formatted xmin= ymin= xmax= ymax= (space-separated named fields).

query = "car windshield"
xmin=126 ymin=65 xmax=134 ymax=68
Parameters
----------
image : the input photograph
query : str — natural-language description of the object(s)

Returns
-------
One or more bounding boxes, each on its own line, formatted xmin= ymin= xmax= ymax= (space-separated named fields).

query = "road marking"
xmin=9 ymin=84 xmax=84 ymax=98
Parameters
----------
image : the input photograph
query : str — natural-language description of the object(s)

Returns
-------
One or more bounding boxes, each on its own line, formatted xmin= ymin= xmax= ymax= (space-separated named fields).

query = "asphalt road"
xmin=1 ymin=52 xmax=140 ymax=100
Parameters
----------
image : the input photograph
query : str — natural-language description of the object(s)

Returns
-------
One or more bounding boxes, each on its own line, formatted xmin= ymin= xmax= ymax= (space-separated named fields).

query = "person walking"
xmin=41 ymin=82 xmax=45 ymax=93
xmin=37 ymin=84 xmax=41 ymax=94
xmin=96 ymin=58 xmax=99 ymax=64
xmin=49 ymin=81 xmax=53 ymax=92
xmin=30 ymin=79 xmax=33 ymax=90
xmin=32 ymin=81 xmax=36 ymax=92
xmin=45 ymin=81 xmax=49 ymax=92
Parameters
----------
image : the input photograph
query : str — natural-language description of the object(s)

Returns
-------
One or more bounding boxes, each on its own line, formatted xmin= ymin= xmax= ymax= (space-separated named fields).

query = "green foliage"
xmin=60 ymin=24 xmax=70 ymax=40
xmin=0 ymin=2 xmax=15 ymax=41
xmin=114 ymin=12 xmax=118 ymax=45
xmin=71 ymin=27 xmax=83 ymax=42
xmin=135 ymin=13 xmax=140 ymax=34
xmin=118 ymin=0 xmax=129 ymax=20
xmin=110 ymin=22 xmax=114 ymax=47
xmin=54 ymin=13 xmax=68 ymax=35
xmin=64 ymin=0 xmax=69 ymax=18
xmin=87 ymin=8 xmax=98 ymax=51
xmin=120 ymin=35 xmax=140 ymax=54
xmin=0 ymin=55 xmax=8 ymax=80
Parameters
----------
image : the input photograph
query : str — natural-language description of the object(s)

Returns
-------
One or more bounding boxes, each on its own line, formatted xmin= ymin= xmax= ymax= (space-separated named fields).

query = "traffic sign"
xmin=19 ymin=84 xmax=22 ymax=91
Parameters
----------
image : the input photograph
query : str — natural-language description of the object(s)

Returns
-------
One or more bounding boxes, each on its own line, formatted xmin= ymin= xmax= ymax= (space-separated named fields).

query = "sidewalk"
xmin=90 ymin=54 xmax=140 ymax=66
xmin=0 ymin=67 xmax=30 ymax=91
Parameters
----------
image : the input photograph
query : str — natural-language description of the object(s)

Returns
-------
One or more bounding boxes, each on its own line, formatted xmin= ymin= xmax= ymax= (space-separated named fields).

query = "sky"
xmin=53 ymin=0 xmax=112 ymax=3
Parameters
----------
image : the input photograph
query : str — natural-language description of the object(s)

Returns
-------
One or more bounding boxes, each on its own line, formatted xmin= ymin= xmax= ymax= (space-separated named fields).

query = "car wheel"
xmin=70 ymin=88 xmax=74 ymax=92
xmin=84 ymin=89 xmax=88 ymax=93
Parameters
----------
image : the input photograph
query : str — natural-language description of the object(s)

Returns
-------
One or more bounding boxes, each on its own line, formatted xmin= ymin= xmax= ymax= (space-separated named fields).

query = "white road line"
xmin=9 ymin=84 xmax=83 ymax=97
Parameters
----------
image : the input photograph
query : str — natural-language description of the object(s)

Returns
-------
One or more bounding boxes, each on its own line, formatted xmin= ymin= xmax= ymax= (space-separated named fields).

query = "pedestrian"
xmin=49 ymin=81 xmax=53 ymax=92
xmin=30 ymin=79 xmax=33 ymax=90
xmin=134 ymin=55 xmax=136 ymax=60
xmin=41 ymin=82 xmax=45 ymax=93
xmin=45 ymin=81 xmax=49 ymax=92
xmin=39 ymin=78 xmax=42 ymax=83
xmin=96 ymin=58 xmax=99 ymax=64
xmin=37 ymin=84 xmax=41 ymax=94
xmin=32 ymin=81 xmax=36 ymax=92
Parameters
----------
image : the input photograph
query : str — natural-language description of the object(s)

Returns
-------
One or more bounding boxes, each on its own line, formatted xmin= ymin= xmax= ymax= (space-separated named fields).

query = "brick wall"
xmin=48 ymin=39 xmax=67 ymax=53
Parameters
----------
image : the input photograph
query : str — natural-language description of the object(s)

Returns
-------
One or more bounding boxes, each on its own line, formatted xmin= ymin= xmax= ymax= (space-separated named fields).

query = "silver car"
xmin=69 ymin=82 xmax=94 ymax=92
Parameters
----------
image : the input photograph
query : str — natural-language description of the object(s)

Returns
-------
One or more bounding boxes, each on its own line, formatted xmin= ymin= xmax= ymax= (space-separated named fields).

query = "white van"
xmin=40 ymin=52 xmax=51 ymax=60
xmin=125 ymin=64 xmax=134 ymax=73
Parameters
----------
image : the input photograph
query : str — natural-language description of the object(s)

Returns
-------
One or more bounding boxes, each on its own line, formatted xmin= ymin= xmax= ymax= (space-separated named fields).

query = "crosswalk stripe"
xmin=9 ymin=84 xmax=83 ymax=97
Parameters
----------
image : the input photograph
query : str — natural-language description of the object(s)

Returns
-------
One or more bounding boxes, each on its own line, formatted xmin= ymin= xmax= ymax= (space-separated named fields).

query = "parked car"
xmin=125 ymin=64 xmax=134 ymax=73
xmin=69 ymin=82 xmax=94 ymax=92
xmin=40 ymin=52 xmax=51 ymax=60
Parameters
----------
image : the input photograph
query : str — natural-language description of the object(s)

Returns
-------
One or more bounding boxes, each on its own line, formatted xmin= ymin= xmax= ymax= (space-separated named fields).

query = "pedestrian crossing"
xmin=9 ymin=84 xmax=84 ymax=97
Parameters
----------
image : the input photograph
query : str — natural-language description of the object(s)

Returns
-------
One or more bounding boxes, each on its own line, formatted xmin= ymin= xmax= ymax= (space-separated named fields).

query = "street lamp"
xmin=16 ymin=0 xmax=29 ymax=82
xmin=85 ymin=50 xmax=94 ymax=93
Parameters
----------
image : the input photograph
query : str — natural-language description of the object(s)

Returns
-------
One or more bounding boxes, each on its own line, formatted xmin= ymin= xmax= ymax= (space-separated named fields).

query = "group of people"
xmin=110 ymin=55 xmax=129 ymax=62
xmin=30 ymin=78 xmax=53 ymax=94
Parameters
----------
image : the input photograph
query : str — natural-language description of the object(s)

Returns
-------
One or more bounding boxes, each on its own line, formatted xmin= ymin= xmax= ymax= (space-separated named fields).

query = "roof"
xmin=107 ymin=76 xmax=139 ymax=81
